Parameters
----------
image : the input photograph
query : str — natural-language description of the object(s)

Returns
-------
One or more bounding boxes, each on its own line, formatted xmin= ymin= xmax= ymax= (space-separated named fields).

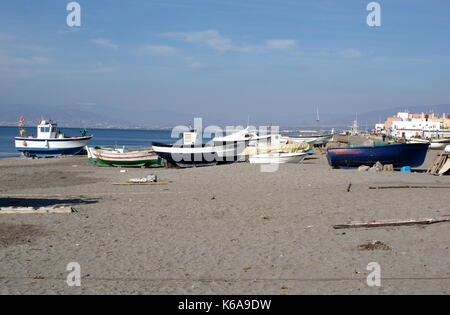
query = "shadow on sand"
xmin=0 ymin=197 xmax=99 ymax=208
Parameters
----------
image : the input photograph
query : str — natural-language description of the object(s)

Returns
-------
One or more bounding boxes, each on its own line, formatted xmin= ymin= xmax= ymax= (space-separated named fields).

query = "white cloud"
xmin=142 ymin=45 xmax=176 ymax=56
xmin=187 ymin=61 xmax=223 ymax=72
xmin=0 ymin=50 xmax=50 ymax=66
xmin=91 ymin=38 xmax=119 ymax=50
xmin=339 ymin=48 xmax=362 ymax=58
xmin=162 ymin=30 xmax=234 ymax=51
xmin=161 ymin=30 xmax=298 ymax=54
xmin=73 ymin=67 xmax=115 ymax=74
xmin=265 ymin=39 xmax=297 ymax=50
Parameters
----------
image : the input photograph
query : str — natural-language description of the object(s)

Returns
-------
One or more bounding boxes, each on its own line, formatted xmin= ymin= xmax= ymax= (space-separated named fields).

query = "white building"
xmin=374 ymin=123 xmax=386 ymax=134
xmin=391 ymin=118 xmax=441 ymax=139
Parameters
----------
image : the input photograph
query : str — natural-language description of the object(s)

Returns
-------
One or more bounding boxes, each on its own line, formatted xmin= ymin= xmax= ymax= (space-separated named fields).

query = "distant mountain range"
xmin=1 ymin=103 xmax=449 ymax=130
xmin=0 ymin=104 xmax=192 ymax=129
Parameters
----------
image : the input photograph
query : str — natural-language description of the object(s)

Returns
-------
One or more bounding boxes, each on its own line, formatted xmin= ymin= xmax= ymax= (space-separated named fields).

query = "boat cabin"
xmin=37 ymin=120 xmax=64 ymax=139
xmin=183 ymin=130 xmax=200 ymax=145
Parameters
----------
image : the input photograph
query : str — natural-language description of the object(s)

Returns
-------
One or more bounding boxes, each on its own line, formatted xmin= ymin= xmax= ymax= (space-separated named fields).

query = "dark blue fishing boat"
xmin=326 ymin=143 xmax=430 ymax=168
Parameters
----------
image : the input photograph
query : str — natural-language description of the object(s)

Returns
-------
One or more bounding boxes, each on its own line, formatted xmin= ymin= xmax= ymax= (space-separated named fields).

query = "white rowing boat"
xmin=249 ymin=152 xmax=307 ymax=164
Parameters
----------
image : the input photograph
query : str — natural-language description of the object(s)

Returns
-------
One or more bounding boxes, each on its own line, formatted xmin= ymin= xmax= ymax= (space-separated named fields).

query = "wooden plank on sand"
xmin=333 ymin=216 xmax=450 ymax=229
xmin=369 ymin=185 xmax=450 ymax=189
xmin=0 ymin=207 xmax=75 ymax=214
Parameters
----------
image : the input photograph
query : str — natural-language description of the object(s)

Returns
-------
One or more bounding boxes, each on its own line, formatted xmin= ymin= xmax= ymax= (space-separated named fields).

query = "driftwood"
xmin=333 ymin=216 xmax=450 ymax=229
xmin=0 ymin=206 xmax=75 ymax=214
xmin=346 ymin=183 xmax=352 ymax=192
xmin=369 ymin=185 xmax=450 ymax=190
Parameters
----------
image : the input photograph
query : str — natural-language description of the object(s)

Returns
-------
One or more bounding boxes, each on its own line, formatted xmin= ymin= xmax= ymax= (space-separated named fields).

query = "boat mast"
xmin=316 ymin=106 xmax=321 ymax=133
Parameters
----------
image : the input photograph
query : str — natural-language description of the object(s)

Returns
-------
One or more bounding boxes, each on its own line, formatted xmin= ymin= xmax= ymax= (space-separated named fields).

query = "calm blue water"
xmin=0 ymin=126 xmax=175 ymax=158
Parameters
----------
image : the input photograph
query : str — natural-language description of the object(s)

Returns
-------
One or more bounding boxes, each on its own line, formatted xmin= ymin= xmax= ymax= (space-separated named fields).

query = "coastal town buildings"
xmin=377 ymin=112 xmax=450 ymax=139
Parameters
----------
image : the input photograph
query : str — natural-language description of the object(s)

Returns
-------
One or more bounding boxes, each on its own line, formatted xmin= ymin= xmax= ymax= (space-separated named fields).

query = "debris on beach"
xmin=113 ymin=174 xmax=172 ymax=185
xmin=358 ymin=165 xmax=370 ymax=172
xmin=369 ymin=161 xmax=383 ymax=172
xmin=333 ymin=216 xmax=450 ymax=229
xmin=383 ymin=164 xmax=394 ymax=172
xmin=358 ymin=240 xmax=391 ymax=251
xmin=358 ymin=162 xmax=393 ymax=172
xmin=346 ymin=182 xmax=352 ymax=192
xmin=369 ymin=185 xmax=450 ymax=190
xmin=129 ymin=174 xmax=158 ymax=183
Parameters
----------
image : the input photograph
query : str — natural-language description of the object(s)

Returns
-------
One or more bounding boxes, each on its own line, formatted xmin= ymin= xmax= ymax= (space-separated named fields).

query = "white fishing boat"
xmin=86 ymin=146 xmax=163 ymax=167
xmin=15 ymin=120 xmax=92 ymax=157
xmin=289 ymin=133 xmax=333 ymax=145
xmin=249 ymin=152 xmax=307 ymax=164
xmin=407 ymin=138 xmax=450 ymax=150
xmin=152 ymin=130 xmax=223 ymax=167
xmin=244 ymin=141 xmax=310 ymax=164
xmin=152 ymin=126 xmax=273 ymax=167
xmin=212 ymin=127 xmax=271 ymax=161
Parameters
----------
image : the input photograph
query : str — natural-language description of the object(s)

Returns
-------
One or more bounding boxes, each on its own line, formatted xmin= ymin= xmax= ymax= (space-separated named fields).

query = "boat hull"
xmin=249 ymin=152 xmax=307 ymax=164
xmin=15 ymin=136 xmax=92 ymax=157
xmin=152 ymin=142 xmax=218 ymax=167
xmin=152 ymin=141 xmax=247 ymax=167
xmin=87 ymin=147 xmax=163 ymax=167
xmin=326 ymin=143 xmax=430 ymax=168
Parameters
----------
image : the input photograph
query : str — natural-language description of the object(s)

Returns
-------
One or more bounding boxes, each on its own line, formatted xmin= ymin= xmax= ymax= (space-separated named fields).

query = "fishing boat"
xmin=289 ymin=132 xmax=334 ymax=145
xmin=244 ymin=142 xmax=310 ymax=164
xmin=152 ymin=128 xmax=261 ymax=167
xmin=407 ymin=138 xmax=450 ymax=150
xmin=86 ymin=146 xmax=164 ymax=167
xmin=326 ymin=143 xmax=430 ymax=168
xmin=152 ymin=130 xmax=222 ymax=167
xmin=15 ymin=120 xmax=92 ymax=157
xmin=249 ymin=152 xmax=307 ymax=164
xmin=290 ymin=134 xmax=333 ymax=145
xmin=212 ymin=127 xmax=270 ymax=161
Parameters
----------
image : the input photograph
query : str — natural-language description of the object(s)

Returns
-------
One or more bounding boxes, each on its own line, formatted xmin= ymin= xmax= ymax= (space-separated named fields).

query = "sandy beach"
xmin=0 ymin=151 xmax=449 ymax=294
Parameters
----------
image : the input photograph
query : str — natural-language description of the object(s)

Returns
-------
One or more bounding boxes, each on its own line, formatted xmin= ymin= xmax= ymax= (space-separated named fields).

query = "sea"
xmin=0 ymin=125 xmax=343 ymax=158
xmin=0 ymin=126 xmax=175 ymax=158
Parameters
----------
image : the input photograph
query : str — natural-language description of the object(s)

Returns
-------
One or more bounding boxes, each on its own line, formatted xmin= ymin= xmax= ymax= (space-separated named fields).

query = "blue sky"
xmin=1 ymin=0 xmax=450 ymax=125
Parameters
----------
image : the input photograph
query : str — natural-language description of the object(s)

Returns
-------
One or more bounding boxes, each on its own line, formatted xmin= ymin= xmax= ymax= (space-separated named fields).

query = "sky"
xmin=0 ymin=0 xmax=450 ymax=125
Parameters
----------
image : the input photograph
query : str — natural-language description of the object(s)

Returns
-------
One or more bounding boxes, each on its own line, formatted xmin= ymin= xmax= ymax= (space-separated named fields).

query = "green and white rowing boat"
xmin=87 ymin=146 xmax=164 ymax=167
